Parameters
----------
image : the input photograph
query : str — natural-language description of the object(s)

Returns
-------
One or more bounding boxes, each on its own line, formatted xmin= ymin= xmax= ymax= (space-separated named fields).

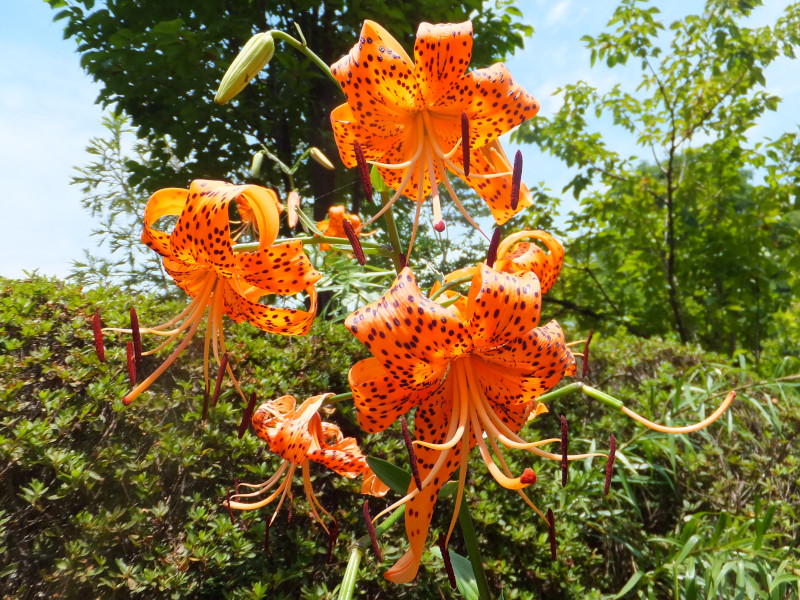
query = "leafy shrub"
xmin=1 ymin=277 xmax=798 ymax=599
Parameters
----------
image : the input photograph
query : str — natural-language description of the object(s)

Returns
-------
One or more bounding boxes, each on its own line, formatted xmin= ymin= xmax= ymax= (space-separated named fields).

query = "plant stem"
xmin=429 ymin=275 xmax=473 ymax=301
xmin=337 ymin=546 xmax=364 ymax=600
xmin=458 ymin=501 xmax=492 ymax=600
xmin=233 ymin=236 xmax=395 ymax=258
xmin=269 ymin=30 xmax=341 ymax=89
xmin=379 ymin=190 xmax=404 ymax=274
xmin=535 ymin=382 xmax=624 ymax=410
xmin=337 ymin=506 xmax=406 ymax=600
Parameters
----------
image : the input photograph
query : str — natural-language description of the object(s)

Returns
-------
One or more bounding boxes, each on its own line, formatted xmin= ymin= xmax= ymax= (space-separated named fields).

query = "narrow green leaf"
xmin=366 ymin=457 xmax=411 ymax=495
xmin=614 ymin=570 xmax=644 ymax=599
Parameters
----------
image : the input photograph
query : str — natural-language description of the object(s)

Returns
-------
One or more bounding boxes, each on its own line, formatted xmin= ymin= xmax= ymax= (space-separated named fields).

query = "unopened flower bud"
xmin=309 ymin=147 xmax=335 ymax=170
xmin=250 ymin=152 xmax=264 ymax=177
xmin=215 ymin=32 xmax=275 ymax=105
xmin=287 ymin=190 xmax=301 ymax=228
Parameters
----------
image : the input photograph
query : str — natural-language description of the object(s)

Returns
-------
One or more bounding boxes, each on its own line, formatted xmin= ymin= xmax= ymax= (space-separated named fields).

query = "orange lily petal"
xmin=386 ymin=377 xmax=465 ymax=584
xmin=162 ymin=256 xmax=210 ymax=298
xmin=495 ymin=230 xmax=565 ymax=294
xmin=221 ymin=279 xmax=317 ymax=336
xmin=413 ymin=21 xmax=473 ymax=104
xmin=346 ymin=268 xmax=472 ymax=389
xmin=465 ymin=264 xmax=542 ymax=349
xmin=331 ymin=20 xmax=422 ymax=137
xmin=141 ymin=188 xmax=189 ymax=257
xmin=330 ymin=103 xmax=413 ymax=169
xmin=236 ymin=241 xmax=322 ymax=295
xmin=348 ymin=357 xmax=437 ymax=433
xmin=308 ymin=436 xmax=369 ymax=479
xmin=267 ymin=395 xmax=325 ymax=464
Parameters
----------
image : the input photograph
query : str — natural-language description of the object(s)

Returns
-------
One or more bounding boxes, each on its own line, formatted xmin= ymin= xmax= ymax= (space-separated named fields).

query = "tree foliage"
xmin=514 ymin=0 xmax=800 ymax=360
xmin=46 ymin=0 xmax=532 ymax=218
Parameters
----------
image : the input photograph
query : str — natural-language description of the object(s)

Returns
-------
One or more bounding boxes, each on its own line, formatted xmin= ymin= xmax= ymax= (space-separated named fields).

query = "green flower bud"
xmin=309 ymin=147 xmax=335 ymax=170
xmin=250 ymin=152 xmax=264 ymax=177
xmin=215 ymin=32 xmax=275 ymax=105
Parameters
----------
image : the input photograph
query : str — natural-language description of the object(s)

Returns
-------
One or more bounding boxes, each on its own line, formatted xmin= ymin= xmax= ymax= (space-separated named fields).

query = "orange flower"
xmin=345 ymin=265 xmax=592 ymax=583
xmin=227 ymin=394 xmax=388 ymax=531
xmin=316 ymin=205 xmax=364 ymax=251
xmin=330 ymin=20 xmax=540 ymax=246
xmin=494 ymin=229 xmax=565 ymax=294
xmin=118 ymin=180 xmax=321 ymax=405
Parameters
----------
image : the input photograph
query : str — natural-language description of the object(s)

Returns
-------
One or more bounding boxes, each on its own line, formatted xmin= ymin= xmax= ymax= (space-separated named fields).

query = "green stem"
xmin=458 ymin=501 xmax=492 ymax=600
xmin=323 ymin=391 xmax=353 ymax=406
xmin=535 ymin=382 xmax=625 ymax=410
xmin=379 ymin=190 xmax=404 ymax=274
xmin=429 ymin=275 xmax=473 ymax=301
xmin=232 ymin=236 xmax=395 ymax=257
xmin=337 ymin=546 xmax=364 ymax=600
xmin=337 ymin=506 xmax=405 ymax=600
xmin=269 ymin=30 xmax=341 ymax=89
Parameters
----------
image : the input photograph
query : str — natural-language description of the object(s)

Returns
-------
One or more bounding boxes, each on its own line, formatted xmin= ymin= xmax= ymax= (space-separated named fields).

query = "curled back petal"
xmin=141 ymin=188 xmax=189 ymax=257
xmin=235 ymin=241 xmax=322 ymax=296
xmin=308 ymin=436 xmax=368 ymax=479
xmin=413 ymin=21 xmax=473 ymax=106
xmin=251 ymin=396 xmax=298 ymax=444
xmin=267 ymin=395 xmax=325 ymax=464
xmin=221 ymin=279 xmax=317 ymax=336
xmin=330 ymin=103 xmax=413 ymax=169
xmin=453 ymin=139 xmax=533 ymax=225
xmin=465 ymin=264 xmax=542 ymax=349
xmin=495 ymin=230 xmax=565 ymax=294
xmin=345 ymin=268 xmax=472 ymax=389
xmin=348 ymin=357 xmax=435 ymax=433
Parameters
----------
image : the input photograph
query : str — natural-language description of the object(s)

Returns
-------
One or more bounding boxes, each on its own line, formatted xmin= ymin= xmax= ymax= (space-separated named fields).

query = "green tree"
xmin=46 ymin=0 xmax=531 ymax=218
xmin=515 ymin=0 xmax=800 ymax=360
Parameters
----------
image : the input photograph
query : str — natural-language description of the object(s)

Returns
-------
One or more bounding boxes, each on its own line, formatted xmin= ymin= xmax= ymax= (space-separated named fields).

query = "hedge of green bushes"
xmin=1 ymin=276 xmax=798 ymax=599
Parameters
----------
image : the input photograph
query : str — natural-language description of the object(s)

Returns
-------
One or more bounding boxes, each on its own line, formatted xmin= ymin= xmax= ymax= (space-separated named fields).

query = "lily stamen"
xmin=605 ymin=434 xmax=617 ymax=496
xmin=92 ymin=311 xmax=105 ymax=362
xmin=621 ymin=390 xmax=736 ymax=434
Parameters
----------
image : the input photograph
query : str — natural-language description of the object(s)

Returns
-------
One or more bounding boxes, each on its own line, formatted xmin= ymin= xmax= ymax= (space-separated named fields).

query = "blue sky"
xmin=1 ymin=1 xmax=797 ymax=278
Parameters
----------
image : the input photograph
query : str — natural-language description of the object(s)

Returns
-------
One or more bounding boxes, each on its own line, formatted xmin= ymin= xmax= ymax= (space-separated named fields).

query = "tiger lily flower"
xmin=112 ymin=180 xmax=321 ymax=405
xmin=316 ymin=205 xmax=369 ymax=251
xmin=494 ymin=229 xmax=565 ymax=294
xmin=227 ymin=394 xmax=388 ymax=532
xmin=330 ymin=20 xmax=540 ymax=252
xmin=345 ymin=264 xmax=595 ymax=583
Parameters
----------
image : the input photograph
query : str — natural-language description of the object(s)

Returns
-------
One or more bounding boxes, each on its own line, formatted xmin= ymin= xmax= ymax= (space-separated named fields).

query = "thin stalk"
xmin=269 ymin=30 xmax=341 ymax=89
xmin=429 ymin=275 xmax=473 ymax=301
xmin=324 ymin=392 xmax=353 ymax=406
xmin=337 ymin=506 xmax=405 ymax=600
xmin=337 ymin=547 xmax=363 ymax=600
xmin=379 ymin=190 xmax=404 ymax=273
xmin=458 ymin=500 xmax=492 ymax=600
xmin=233 ymin=236 xmax=395 ymax=257
xmin=535 ymin=382 xmax=624 ymax=410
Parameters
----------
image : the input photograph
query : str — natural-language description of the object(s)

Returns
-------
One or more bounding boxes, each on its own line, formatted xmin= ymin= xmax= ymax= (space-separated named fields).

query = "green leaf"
xmin=431 ymin=547 xmax=479 ymax=600
xmin=366 ymin=457 xmax=411 ymax=495
xmin=614 ymin=570 xmax=643 ymax=598
xmin=370 ymin=165 xmax=391 ymax=194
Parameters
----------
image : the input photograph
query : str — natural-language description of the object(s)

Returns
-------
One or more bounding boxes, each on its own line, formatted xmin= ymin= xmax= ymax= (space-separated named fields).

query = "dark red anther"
xmin=486 ymin=227 xmax=502 ymax=267
xmin=363 ymin=500 xmax=382 ymax=561
xmin=547 ymin=508 xmax=557 ymax=560
xmin=433 ymin=220 xmax=446 ymax=233
xmin=126 ymin=342 xmax=137 ymax=386
xmin=560 ymin=415 xmax=569 ymax=487
xmin=353 ymin=140 xmax=373 ymax=203
xmin=202 ymin=380 xmax=210 ymax=422
xmin=398 ymin=253 xmax=407 ymax=269
xmin=461 ymin=111 xmax=470 ymax=177
xmin=92 ymin=311 xmax=105 ymax=362
xmin=342 ymin=219 xmax=366 ymax=265
xmin=438 ymin=533 xmax=457 ymax=589
xmin=129 ymin=307 xmax=142 ymax=371
xmin=520 ymin=468 xmax=537 ymax=485
xmin=287 ymin=494 xmax=294 ymax=523
xmin=582 ymin=330 xmax=594 ymax=379
xmin=226 ymin=487 xmax=236 ymax=526
xmin=263 ymin=521 xmax=270 ymax=554
xmin=211 ymin=353 xmax=229 ymax=407
xmin=510 ymin=150 xmax=523 ymax=211
xmin=400 ymin=416 xmax=423 ymax=490
xmin=237 ymin=391 xmax=258 ymax=439
xmin=326 ymin=518 xmax=340 ymax=564
xmin=604 ymin=434 xmax=617 ymax=496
